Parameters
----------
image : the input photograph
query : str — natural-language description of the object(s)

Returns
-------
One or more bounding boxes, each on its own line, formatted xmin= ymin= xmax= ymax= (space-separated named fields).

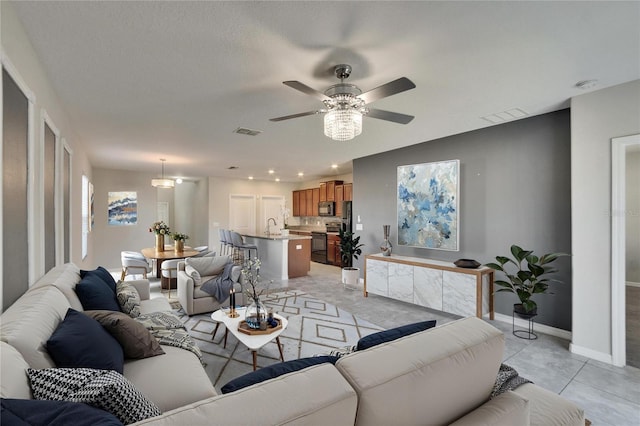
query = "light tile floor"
xmin=146 ymin=262 xmax=640 ymax=425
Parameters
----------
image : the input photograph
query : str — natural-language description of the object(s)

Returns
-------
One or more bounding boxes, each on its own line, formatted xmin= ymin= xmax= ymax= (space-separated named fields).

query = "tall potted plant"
xmin=485 ymin=244 xmax=568 ymax=318
xmin=339 ymin=228 xmax=364 ymax=287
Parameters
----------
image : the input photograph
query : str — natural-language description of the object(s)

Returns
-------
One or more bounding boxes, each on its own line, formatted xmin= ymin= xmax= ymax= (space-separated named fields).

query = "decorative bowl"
xmin=454 ymin=259 xmax=481 ymax=269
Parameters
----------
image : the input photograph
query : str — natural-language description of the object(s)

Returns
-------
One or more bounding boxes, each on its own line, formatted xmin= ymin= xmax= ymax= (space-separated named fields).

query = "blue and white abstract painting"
xmin=397 ymin=159 xmax=459 ymax=251
xmin=108 ymin=191 xmax=138 ymax=226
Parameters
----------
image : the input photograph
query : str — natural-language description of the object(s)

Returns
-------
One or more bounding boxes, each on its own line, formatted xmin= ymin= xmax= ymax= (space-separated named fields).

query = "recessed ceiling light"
xmin=298 ymin=172 xmax=304 ymax=177
xmin=575 ymin=80 xmax=598 ymax=90
xmin=268 ymin=169 xmax=275 ymax=174
xmin=275 ymin=178 xmax=280 ymax=182
xmin=331 ymin=164 xmax=338 ymax=169
xmin=175 ymin=178 xmax=183 ymax=184
xmin=248 ymin=176 xmax=254 ymax=180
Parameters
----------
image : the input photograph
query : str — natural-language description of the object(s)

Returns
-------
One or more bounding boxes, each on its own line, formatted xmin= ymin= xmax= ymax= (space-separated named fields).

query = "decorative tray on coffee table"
xmin=237 ymin=319 xmax=282 ymax=335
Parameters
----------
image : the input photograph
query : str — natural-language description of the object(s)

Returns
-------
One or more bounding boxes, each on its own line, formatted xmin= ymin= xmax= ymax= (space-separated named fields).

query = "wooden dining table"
xmin=140 ymin=246 xmax=200 ymax=279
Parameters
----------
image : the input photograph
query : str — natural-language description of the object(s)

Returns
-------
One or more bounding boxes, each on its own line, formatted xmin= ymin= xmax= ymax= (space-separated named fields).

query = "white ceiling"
xmin=10 ymin=1 xmax=640 ymax=182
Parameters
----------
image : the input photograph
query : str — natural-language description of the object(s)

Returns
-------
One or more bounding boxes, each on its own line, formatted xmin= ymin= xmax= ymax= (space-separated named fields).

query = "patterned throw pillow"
xmin=116 ymin=281 xmax=141 ymax=318
xmin=184 ymin=264 xmax=202 ymax=285
xmin=327 ymin=345 xmax=357 ymax=359
xmin=27 ymin=368 xmax=161 ymax=425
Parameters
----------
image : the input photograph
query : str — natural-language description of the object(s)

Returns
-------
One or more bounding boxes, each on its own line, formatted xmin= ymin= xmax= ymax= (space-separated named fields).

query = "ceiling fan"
xmin=270 ymin=64 xmax=416 ymax=141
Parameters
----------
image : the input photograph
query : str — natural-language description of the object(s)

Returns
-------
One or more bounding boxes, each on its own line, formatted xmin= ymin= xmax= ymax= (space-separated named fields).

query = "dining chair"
xmin=120 ymin=251 xmax=152 ymax=280
xmin=160 ymin=258 xmax=181 ymax=298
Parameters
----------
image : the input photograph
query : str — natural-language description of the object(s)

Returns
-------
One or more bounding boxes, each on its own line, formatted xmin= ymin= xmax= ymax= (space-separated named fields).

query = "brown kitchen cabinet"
xmin=325 ymin=180 xmax=343 ymax=201
xmin=327 ymin=234 xmax=342 ymax=266
xmin=319 ymin=183 xmax=327 ymax=202
xmin=299 ymin=190 xmax=307 ymax=216
xmin=312 ymin=188 xmax=320 ymax=216
xmin=305 ymin=189 xmax=313 ymax=216
xmin=344 ymin=183 xmax=353 ymax=201
xmin=334 ymin=184 xmax=344 ymax=217
xmin=292 ymin=190 xmax=301 ymax=216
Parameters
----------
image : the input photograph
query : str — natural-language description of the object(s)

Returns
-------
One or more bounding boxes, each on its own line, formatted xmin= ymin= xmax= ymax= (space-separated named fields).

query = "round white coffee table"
xmin=211 ymin=308 xmax=288 ymax=370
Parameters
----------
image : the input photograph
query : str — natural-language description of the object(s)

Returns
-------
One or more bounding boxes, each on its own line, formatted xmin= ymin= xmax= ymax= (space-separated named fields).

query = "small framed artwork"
xmin=108 ymin=191 xmax=138 ymax=226
xmin=397 ymin=159 xmax=460 ymax=251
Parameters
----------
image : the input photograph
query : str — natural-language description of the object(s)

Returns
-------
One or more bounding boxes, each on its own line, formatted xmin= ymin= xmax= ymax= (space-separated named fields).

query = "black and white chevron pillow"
xmin=116 ymin=281 xmax=141 ymax=318
xmin=27 ymin=368 xmax=161 ymax=425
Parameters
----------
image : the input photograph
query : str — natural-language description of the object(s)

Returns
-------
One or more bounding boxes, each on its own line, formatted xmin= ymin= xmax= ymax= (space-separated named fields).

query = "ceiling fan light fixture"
xmin=324 ymin=106 xmax=362 ymax=141
xmin=151 ymin=159 xmax=175 ymax=188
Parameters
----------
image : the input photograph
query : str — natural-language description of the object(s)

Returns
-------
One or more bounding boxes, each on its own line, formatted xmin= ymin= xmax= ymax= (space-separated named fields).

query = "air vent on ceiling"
xmin=227 ymin=166 xmax=239 ymax=170
xmin=233 ymin=127 xmax=262 ymax=136
xmin=481 ymin=108 xmax=528 ymax=124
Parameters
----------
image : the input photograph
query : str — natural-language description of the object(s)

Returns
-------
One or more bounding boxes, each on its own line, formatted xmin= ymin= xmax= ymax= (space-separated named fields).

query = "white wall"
xmin=208 ymin=177 xmax=297 ymax=250
xmin=570 ymin=80 xmax=640 ymax=361
xmin=1 ymin=1 xmax=94 ymax=277
xmin=627 ymin=151 xmax=640 ymax=283
xmin=92 ymin=169 xmax=210 ymax=270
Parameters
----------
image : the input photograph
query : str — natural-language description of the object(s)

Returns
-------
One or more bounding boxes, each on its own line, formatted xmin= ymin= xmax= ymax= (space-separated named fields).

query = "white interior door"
xmin=260 ymin=195 xmax=285 ymax=234
xmin=229 ymin=194 xmax=256 ymax=234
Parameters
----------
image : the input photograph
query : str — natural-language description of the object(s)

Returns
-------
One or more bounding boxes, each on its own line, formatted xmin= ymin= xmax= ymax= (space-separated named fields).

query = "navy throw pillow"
xmin=80 ymin=266 xmax=117 ymax=294
xmin=47 ymin=308 xmax=124 ymax=374
xmin=221 ymin=355 xmax=338 ymax=394
xmin=1 ymin=398 xmax=123 ymax=426
xmin=356 ymin=320 xmax=437 ymax=351
xmin=75 ymin=274 xmax=120 ymax=311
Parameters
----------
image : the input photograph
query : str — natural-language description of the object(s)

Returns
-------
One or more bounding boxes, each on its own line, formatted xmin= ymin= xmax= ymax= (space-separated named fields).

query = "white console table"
xmin=364 ymin=254 xmax=494 ymax=319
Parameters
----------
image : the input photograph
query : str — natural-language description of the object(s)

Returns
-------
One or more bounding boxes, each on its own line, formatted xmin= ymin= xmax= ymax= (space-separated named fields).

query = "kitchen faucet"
xmin=267 ymin=217 xmax=277 ymax=235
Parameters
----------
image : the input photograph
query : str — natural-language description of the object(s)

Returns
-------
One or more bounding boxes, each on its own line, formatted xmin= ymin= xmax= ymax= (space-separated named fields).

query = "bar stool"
xmin=230 ymin=231 xmax=258 ymax=264
xmin=219 ymin=228 xmax=226 ymax=255
xmin=223 ymin=229 xmax=233 ymax=255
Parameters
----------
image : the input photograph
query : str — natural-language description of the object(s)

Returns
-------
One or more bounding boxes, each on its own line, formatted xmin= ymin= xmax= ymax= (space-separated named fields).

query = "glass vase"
xmin=380 ymin=225 xmax=393 ymax=256
xmin=245 ymin=298 xmax=267 ymax=329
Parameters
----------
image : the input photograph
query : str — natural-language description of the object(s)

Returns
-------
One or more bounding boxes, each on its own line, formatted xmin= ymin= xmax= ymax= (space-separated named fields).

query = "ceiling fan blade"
xmin=358 ymin=77 xmax=416 ymax=104
xmin=283 ymin=81 xmax=332 ymax=102
xmin=269 ymin=110 xmax=321 ymax=122
xmin=366 ymin=108 xmax=414 ymax=124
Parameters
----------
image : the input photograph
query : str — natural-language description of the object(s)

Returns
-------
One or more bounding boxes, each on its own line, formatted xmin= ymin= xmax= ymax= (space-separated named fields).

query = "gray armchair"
xmin=177 ymin=257 xmax=244 ymax=316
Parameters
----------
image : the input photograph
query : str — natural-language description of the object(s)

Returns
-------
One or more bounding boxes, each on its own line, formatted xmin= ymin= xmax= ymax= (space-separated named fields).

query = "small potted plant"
xmin=171 ymin=232 xmax=189 ymax=253
xmin=485 ymin=244 xmax=568 ymax=318
xmin=339 ymin=228 xmax=364 ymax=288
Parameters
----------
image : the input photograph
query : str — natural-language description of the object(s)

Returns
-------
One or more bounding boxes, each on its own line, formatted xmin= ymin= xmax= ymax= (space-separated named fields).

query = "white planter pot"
xmin=342 ymin=267 xmax=360 ymax=289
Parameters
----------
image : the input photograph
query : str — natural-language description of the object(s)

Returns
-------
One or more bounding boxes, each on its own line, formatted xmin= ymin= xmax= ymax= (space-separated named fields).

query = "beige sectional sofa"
xmin=0 ymin=263 xmax=216 ymax=414
xmin=1 ymin=263 xmax=584 ymax=425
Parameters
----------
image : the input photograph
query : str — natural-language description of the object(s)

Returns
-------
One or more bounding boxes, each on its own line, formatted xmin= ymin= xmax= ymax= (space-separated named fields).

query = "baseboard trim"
xmin=626 ymin=281 xmax=640 ymax=288
xmin=490 ymin=312 xmax=572 ymax=340
xmin=569 ymin=343 xmax=613 ymax=364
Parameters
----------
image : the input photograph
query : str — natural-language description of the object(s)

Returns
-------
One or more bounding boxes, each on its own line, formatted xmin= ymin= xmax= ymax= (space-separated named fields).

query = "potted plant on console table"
xmin=339 ymin=228 xmax=364 ymax=288
xmin=485 ymin=244 xmax=569 ymax=319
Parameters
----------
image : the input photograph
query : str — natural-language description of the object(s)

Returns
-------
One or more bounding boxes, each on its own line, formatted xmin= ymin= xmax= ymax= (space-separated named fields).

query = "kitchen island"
xmin=241 ymin=233 xmax=311 ymax=281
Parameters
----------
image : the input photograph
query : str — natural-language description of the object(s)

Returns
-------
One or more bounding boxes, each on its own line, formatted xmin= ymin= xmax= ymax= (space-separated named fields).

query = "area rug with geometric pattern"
xmin=173 ymin=290 xmax=384 ymax=392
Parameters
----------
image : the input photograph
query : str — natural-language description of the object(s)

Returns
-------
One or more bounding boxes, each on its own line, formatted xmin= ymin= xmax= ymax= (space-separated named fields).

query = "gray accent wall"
xmin=2 ymin=69 xmax=30 ymax=311
xmin=353 ymin=109 xmax=572 ymax=331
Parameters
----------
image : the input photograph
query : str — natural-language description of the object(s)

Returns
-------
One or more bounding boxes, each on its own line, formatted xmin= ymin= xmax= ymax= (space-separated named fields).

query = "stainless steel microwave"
xmin=318 ymin=201 xmax=335 ymax=216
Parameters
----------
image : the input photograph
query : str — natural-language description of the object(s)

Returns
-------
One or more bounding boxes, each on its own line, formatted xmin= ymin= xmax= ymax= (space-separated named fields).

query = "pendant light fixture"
xmin=151 ymin=158 xmax=175 ymax=188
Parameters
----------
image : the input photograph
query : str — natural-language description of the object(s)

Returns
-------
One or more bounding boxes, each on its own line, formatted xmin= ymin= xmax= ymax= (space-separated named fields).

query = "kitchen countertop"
xmin=241 ymin=233 xmax=311 ymax=241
